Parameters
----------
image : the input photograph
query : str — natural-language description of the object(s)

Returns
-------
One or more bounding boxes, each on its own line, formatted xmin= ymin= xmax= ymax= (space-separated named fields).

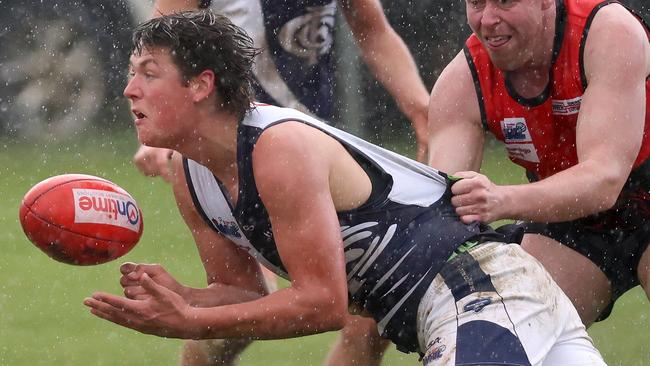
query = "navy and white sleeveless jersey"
xmin=183 ymin=104 xmax=499 ymax=352
xmin=210 ymin=0 xmax=336 ymax=119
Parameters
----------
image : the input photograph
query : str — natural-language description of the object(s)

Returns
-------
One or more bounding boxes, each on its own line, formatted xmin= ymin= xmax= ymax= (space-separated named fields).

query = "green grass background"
xmin=0 ymin=131 xmax=647 ymax=365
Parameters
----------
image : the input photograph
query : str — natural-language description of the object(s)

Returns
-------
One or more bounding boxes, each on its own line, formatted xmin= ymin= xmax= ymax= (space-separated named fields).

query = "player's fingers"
xmin=459 ymin=213 xmax=482 ymax=224
xmin=120 ymin=274 xmax=138 ymax=288
xmin=120 ymin=262 xmax=139 ymax=275
xmin=139 ymin=273 xmax=166 ymax=296
xmin=451 ymin=193 xmax=475 ymax=208
xmin=123 ymin=286 xmax=149 ymax=300
xmin=87 ymin=306 xmax=136 ymax=331
xmin=450 ymin=178 xmax=475 ymax=196
xmin=88 ymin=292 xmax=134 ymax=311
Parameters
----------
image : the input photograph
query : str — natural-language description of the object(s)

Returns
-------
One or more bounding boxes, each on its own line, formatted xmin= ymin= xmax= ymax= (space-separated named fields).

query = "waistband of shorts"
xmin=447 ymin=240 xmax=504 ymax=263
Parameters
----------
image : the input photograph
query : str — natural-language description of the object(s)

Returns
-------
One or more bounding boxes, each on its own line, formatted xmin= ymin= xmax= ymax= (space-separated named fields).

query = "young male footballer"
xmin=85 ymin=10 xmax=606 ymax=365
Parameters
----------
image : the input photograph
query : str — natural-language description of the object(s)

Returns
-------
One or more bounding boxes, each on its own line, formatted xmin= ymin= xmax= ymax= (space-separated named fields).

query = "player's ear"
xmin=190 ymin=70 xmax=216 ymax=102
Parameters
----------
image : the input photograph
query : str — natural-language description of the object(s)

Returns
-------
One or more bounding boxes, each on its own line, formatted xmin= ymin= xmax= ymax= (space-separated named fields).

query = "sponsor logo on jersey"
xmin=505 ymin=143 xmax=540 ymax=163
xmin=211 ymin=217 xmax=242 ymax=238
xmin=278 ymin=1 xmax=336 ymax=65
xmin=500 ymin=117 xmax=531 ymax=143
xmin=552 ymin=96 xmax=582 ymax=115
xmin=463 ymin=297 xmax=493 ymax=313
xmin=73 ymin=189 xmax=140 ymax=232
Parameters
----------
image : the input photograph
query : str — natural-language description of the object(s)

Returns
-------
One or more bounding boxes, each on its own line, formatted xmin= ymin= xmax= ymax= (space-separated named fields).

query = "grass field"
xmin=0 ymin=131 xmax=648 ymax=365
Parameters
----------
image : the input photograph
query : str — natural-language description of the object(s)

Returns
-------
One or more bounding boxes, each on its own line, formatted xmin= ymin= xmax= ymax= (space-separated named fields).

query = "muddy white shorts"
xmin=416 ymin=241 xmax=606 ymax=366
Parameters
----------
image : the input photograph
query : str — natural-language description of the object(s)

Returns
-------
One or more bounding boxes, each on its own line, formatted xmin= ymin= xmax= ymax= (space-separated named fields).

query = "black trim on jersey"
xmin=581 ymin=1 xmax=650 ymax=84
xmin=503 ymin=0 xmax=566 ymax=107
xmin=182 ymin=157 xmax=216 ymax=230
xmin=463 ymin=47 xmax=489 ymax=131
xmin=579 ymin=1 xmax=619 ymax=90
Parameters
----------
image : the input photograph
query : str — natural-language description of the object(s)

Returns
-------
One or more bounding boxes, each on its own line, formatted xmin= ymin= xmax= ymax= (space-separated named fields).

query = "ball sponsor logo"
xmin=73 ymin=189 xmax=140 ymax=232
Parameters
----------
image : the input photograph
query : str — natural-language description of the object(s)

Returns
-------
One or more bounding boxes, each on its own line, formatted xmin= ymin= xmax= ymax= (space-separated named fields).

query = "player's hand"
xmin=133 ymin=145 xmax=174 ymax=182
xmin=450 ymin=171 xmax=507 ymax=224
xmin=84 ymin=273 xmax=196 ymax=339
xmin=120 ymin=262 xmax=185 ymax=300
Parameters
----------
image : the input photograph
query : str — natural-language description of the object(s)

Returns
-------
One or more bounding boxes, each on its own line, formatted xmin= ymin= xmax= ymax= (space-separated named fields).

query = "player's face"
xmin=123 ymin=47 xmax=193 ymax=148
xmin=466 ymin=0 xmax=550 ymax=71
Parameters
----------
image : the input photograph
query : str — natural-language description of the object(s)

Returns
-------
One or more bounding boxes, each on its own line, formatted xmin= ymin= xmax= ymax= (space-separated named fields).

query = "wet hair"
xmin=131 ymin=10 xmax=260 ymax=120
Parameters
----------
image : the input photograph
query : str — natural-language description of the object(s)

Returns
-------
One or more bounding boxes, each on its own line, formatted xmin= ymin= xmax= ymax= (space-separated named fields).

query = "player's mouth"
xmin=484 ymin=35 xmax=511 ymax=49
xmin=132 ymin=109 xmax=147 ymax=124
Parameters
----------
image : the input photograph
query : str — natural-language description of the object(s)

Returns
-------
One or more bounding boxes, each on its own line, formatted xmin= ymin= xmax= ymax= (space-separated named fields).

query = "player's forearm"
xmin=356 ymin=28 xmax=429 ymax=123
xmin=501 ymin=161 xmax=625 ymax=222
xmin=181 ymin=282 xmax=266 ymax=308
xmin=185 ymin=286 xmax=347 ymax=340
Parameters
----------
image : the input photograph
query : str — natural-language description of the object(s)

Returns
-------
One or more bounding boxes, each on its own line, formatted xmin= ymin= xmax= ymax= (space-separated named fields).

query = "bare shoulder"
xmin=586 ymin=3 xmax=650 ymax=78
xmin=429 ymin=51 xmax=481 ymax=127
xmin=251 ymin=121 xmax=332 ymax=193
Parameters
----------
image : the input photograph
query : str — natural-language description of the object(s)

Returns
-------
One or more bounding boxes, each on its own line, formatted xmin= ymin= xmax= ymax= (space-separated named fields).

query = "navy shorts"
xmin=520 ymin=158 xmax=650 ymax=319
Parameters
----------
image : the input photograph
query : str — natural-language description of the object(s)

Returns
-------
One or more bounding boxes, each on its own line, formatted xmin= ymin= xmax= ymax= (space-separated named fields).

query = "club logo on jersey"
xmin=278 ymin=1 xmax=336 ymax=65
xmin=552 ymin=96 xmax=582 ymax=115
xmin=501 ymin=118 xmax=531 ymax=143
xmin=73 ymin=189 xmax=140 ymax=232
xmin=211 ymin=217 xmax=242 ymax=238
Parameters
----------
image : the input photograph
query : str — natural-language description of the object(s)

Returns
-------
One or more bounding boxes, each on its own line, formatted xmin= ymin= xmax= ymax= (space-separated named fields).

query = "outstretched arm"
xmin=85 ymin=125 xmax=349 ymax=340
xmin=340 ymin=0 xmax=430 ymax=161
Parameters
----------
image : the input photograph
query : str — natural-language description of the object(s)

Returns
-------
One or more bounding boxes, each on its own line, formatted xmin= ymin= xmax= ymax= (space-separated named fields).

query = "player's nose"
xmin=123 ymin=77 xmax=141 ymax=100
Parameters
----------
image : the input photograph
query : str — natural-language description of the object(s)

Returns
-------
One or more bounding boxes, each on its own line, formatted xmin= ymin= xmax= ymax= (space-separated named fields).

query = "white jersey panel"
xmin=244 ymin=105 xmax=447 ymax=206
xmin=186 ymin=159 xmax=288 ymax=278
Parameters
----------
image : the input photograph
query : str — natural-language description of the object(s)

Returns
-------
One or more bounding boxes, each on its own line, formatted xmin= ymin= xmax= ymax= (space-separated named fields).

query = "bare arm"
xmin=119 ymin=154 xmax=268 ymax=307
xmin=188 ymin=123 xmax=349 ymax=339
xmin=86 ymin=126 xmax=349 ymax=340
xmin=340 ymin=0 xmax=430 ymax=161
xmin=452 ymin=5 xmax=649 ymax=223
xmin=427 ymin=51 xmax=485 ymax=173
xmin=169 ymin=153 xmax=269 ymax=306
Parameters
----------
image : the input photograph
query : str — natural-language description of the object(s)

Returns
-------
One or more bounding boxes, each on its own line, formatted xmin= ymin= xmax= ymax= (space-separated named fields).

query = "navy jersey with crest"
xmin=183 ymin=104 xmax=499 ymax=352
xmin=209 ymin=0 xmax=336 ymax=119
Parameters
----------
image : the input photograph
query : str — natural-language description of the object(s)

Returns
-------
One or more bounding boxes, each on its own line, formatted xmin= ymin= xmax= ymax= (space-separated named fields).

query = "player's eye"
xmin=467 ymin=0 xmax=486 ymax=10
xmin=496 ymin=0 xmax=516 ymax=8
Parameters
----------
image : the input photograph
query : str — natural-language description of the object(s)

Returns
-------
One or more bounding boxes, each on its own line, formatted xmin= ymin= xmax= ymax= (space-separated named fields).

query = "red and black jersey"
xmin=465 ymin=0 xmax=650 ymax=180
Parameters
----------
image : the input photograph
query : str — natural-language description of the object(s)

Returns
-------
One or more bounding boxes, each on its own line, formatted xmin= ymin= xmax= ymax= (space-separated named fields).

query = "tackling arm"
xmin=492 ymin=5 xmax=647 ymax=222
xmin=427 ymin=51 xmax=486 ymax=174
xmin=450 ymin=5 xmax=649 ymax=223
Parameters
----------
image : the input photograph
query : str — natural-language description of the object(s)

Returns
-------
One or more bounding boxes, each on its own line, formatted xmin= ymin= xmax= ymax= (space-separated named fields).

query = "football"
xmin=19 ymin=174 xmax=144 ymax=265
